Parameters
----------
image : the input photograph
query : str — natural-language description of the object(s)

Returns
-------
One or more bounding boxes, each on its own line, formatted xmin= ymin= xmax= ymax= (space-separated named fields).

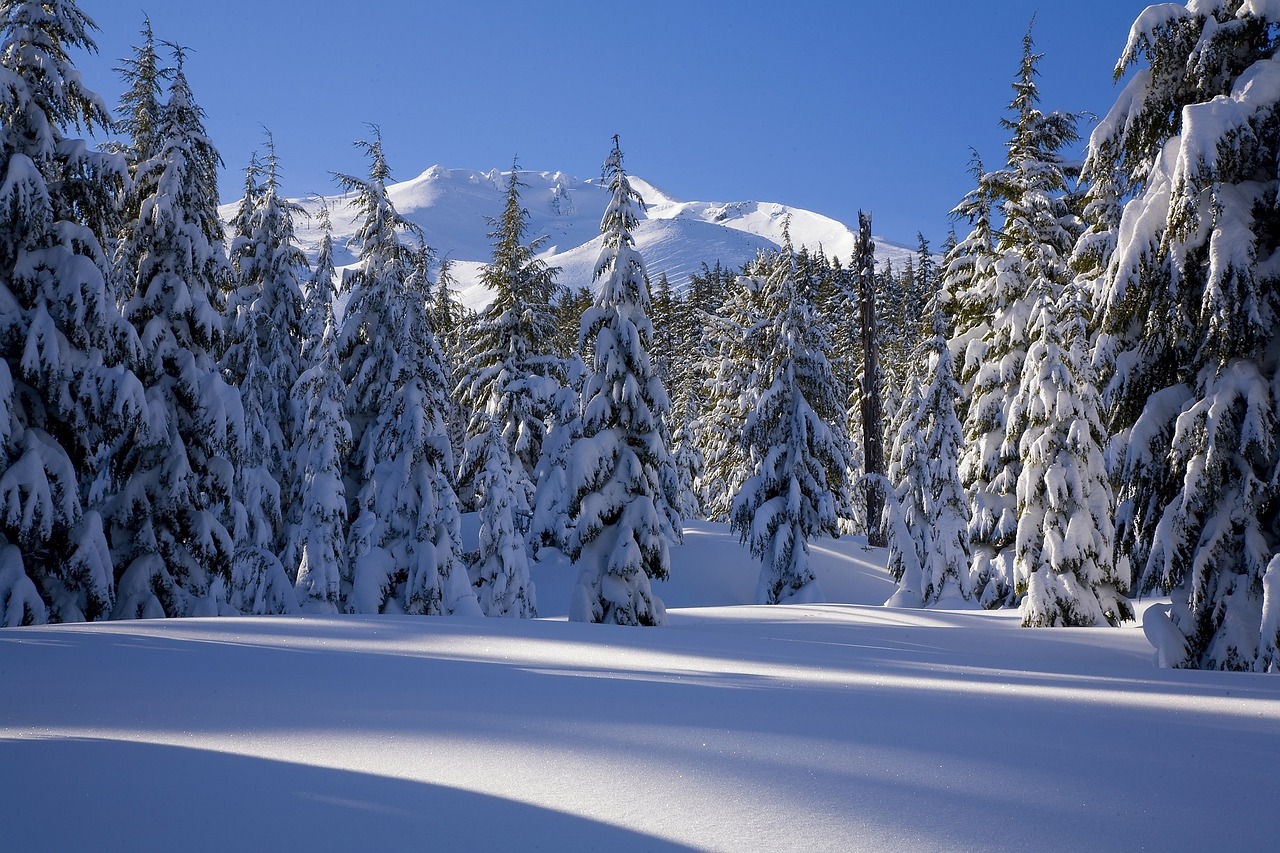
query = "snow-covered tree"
xmin=1013 ymin=281 xmax=1130 ymax=626
xmin=696 ymin=270 xmax=764 ymax=521
xmin=336 ymin=133 xmax=478 ymax=616
xmin=300 ymin=199 xmax=337 ymax=363
xmin=0 ymin=0 xmax=142 ymax=624
xmin=456 ymin=165 xmax=562 ymax=515
xmin=529 ymin=376 xmax=582 ymax=556
xmin=111 ymin=49 xmax=241 ymax=619
xmin=885 ymin=297 xmax=973 ymax=607
xmin=731 ymin=243 xmax=852 ymax=605
xmin=289 ymin=288 xmax=349 ymax=613
xmin=957 ymin=28 xmax=1081 ymax=608
xmin=223 ymin=136 xmax=307 ymax=614
xmin=469 ymin=416 xmax=536 ymax=617
xmin=1089 ymin=1 xmax=1280 ymax=668
xmin=112 ymin=15 xmax=165 ymax=180
xmin=565 ymin=137 xmax=681 ymax=625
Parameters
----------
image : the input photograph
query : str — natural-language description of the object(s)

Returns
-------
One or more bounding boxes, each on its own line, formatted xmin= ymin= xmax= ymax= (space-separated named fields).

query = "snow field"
xmin=3 ymin=522 xmax=1279 ymax=852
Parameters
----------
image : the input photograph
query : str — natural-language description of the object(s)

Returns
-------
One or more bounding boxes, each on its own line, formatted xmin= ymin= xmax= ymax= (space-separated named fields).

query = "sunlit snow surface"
xmin=3 ymin=521 xmax=1278 ymax=851
xmin=230 ymin=166 xmax=919 ymax=312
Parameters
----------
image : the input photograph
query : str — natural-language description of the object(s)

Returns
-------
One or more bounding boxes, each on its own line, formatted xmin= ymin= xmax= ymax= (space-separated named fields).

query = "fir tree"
xmin=958 ymin=28 xmax=1081 ymax=608
xmin=565 ymin=137 xmax=681 ymax=625
xmin=855 ymin=212 xmax=886 ymax=547
xmin=731 ymin=243 xmax=851 ymax=605
xmin=1089 ymin=1 xmax=1280 ymax=668
xmin=696 ymin=267 xmax=764 ymax=521
xmin=112 ymin=48 xmax=240 ymax=619
xmin=0 ymin=0 xmax=142 ymax=624
xmin=885 ymin=296 xmax=973 ymax=607
xmin=290 ymin=289 xmax=350 ymax=613
xmin=336 ymin=132 xmax=478 ymax=616
xmin=223 ymin=134 xmax=308 ymax=612
xmin=469 ymin=416 xmax=537 ymax=617
xmin=456 ymin=164 xmax=562 ymax=514
xmin=1013 ymin=281 xmax=1130 ymax=626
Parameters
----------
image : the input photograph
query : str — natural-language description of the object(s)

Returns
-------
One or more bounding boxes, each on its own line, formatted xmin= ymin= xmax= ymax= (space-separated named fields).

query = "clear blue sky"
xmin=73 ymin=1 xmax=1152 ymax=248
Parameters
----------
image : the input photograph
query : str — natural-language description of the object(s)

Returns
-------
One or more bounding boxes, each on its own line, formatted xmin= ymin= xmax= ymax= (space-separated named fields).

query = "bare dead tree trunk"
xmin=857 ymin=211 xmax=886 ymax=547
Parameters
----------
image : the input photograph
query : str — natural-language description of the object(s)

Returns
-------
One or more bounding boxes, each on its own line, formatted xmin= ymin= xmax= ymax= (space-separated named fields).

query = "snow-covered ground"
xmin=3 ymin=521 xmax=1277 ymax=851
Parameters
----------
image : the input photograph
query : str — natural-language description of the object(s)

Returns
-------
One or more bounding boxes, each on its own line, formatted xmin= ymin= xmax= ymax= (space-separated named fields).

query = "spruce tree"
xmin=1013 ymin=281 xmax=1130 ymax=626
xmin=290 ymin=288 xmax=350 ymax=613
xmin=224 ymin=135 xmax=307 ymax=613
xmin=470 ymin=416 xmax=537 ymax=617
xmin=885 ymin=296 xmax=973 ymax=607
xmin=112 ymin=48 xmax=241 ymax=618
xmin=1089 ymin=0 xmax=1280 ymax=668
xmin=336 ymin=133 xmax=478 ymax=616
xmin=565 ymin=137 xmax=681 ymax=625
xmin=856 ymin=212 xmax=887 ymax=547
xmin=697 ymin=268 xmax=764 ymax=521
xmin=0 ymin=0 xmax=142 ymax=624
xmin=731 ymin=243 xmax=851 ymax=605
xmin=957 ymin=28 xmax=1081 ymax=608
xmin=456 ymin=164 xmax=562 ymax=515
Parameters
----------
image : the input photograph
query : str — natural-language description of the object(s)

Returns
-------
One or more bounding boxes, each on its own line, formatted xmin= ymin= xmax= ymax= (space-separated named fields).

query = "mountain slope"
xmin=226 ymin=166 xmax=917 ymax=311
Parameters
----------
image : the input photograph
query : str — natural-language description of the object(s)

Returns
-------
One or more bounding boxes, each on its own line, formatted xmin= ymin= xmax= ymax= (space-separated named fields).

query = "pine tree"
xmin=336 ymin=133 xmax=478 ymax=616
xmin=456 ymin=164 xmax=562 ymax=517
xmin=565 ymin=137 xmax=681 ymax=625
xmin=885 ymin=296 xmax=973 ymax=607
xmin=958 ymin=28 xmax=1081 ymax=608
xmin=856 ymin=212 xmax=887 ymax=547
xmin=944 ymin=151 xmax=997 ymax=429
xmin=697 ymin=266 xmax=764 ymax=521
xmin=731 ymin=243 xmax=851 ymax=605
xmin=223 ymin=135 xmax=307 ymax=613
xmin=470 ymin=416 xmax=537 ymax=617
xmin=1013 ymin=281 xmax=1130 ymax=626
xmin=290 ymin=289 xmax=350 ymax=613
xmin=0 ymin=0 xmax=142 ymax=624
xmin=113 ymin=16 xmax=166 ymax=208
xmin=112 ymin=48 xmax=241 ymax=619
xmin=1088 ymin=1 xmax=1280 ymax=668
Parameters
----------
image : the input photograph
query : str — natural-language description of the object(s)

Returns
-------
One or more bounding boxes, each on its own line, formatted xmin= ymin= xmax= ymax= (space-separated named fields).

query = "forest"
xmin=3 ymin=0 xmax=1280 ymax=673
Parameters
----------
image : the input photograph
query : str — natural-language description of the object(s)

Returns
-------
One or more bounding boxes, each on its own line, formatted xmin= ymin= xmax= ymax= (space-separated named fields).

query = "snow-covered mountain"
xmin=226 ymin=167 xmax=917 ymax=311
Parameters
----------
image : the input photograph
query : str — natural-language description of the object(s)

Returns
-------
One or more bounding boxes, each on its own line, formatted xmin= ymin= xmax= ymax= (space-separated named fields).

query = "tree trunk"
xmin=857 ymin=211 xmax=886 ymax=547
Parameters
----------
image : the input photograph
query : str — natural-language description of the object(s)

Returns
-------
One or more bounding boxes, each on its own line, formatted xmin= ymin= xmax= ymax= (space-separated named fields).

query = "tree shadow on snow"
xmin=0 ymin=736 xmax=696 ymax=853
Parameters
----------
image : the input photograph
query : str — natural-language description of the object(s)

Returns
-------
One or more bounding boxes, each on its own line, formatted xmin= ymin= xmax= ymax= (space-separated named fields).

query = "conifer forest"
xmin=6 ymin=0 xmax=1280 ymax=677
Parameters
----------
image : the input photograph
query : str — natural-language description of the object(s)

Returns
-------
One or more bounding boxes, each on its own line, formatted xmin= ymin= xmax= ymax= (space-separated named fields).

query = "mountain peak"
xmin=224 ymin=165 xmax=916 ymax=310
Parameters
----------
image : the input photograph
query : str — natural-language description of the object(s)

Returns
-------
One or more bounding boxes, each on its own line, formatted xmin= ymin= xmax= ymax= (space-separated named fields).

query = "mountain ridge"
xmin=224 ymin=166 xmax=919 ymax=311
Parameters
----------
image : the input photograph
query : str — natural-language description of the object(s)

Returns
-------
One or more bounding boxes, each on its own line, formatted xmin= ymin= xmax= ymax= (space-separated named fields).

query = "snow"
xmin=225 ymin=166 xmax=917 ymax=311
xmin=3 ymin=519 xmax=1278 ymax=851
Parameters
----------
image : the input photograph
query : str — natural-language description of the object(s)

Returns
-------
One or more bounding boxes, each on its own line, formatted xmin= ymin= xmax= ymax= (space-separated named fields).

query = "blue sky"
xmin=75 ymin=1 xmax=1152 ymax=248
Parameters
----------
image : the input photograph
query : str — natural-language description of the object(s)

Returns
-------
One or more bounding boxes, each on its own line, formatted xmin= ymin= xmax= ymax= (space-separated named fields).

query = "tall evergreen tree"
xmin=885 ymin=295 xmax=973 ymax=607
xmin=112 ymin=48 xmax=241 ymax=618
xmin=1013 ymin=280 xmax=1129 ymax=626
xmin=731 ymin=243 xmax=852 ymax=605
xmin=470 ymin=415 xmax=537 ymax=618
xmin=290 ymin=287 xmax=350 ymax=613
xmin=958 ymin=28 xmax=1081 ymax=608
xmin=336 ymin=133 xmax=478 ymax=616
xmin=456 ymin=164 xmax=562 ymax=514
xmin=0 ymin=0 xmax=142 ymax=624
xmin=1089 ymin=1 xmax=1280 ymax=668
xmin=113 ymin=16 xmax=166 ymax=206
xmin=856 ymin=212 xmax=887 ymax=547
xmin=565 ymin=137 xmax=681 ymax=625
xmin=223 ymin=134 xmax=308 ymax=613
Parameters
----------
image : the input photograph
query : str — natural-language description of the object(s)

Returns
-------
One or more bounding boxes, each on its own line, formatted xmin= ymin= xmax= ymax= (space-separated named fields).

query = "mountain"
xmin=225 ymin=166 xmax=918 ymax=311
